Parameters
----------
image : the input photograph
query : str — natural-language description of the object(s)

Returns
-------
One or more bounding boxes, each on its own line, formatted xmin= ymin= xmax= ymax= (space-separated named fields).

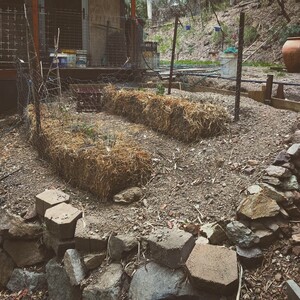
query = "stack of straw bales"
xmin=102 ymin=85 xmax=230 ymax=142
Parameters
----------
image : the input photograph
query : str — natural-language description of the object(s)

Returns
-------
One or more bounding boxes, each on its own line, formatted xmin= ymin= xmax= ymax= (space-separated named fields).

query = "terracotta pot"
xmin=282 ymin=37 xmax=300 ymax=73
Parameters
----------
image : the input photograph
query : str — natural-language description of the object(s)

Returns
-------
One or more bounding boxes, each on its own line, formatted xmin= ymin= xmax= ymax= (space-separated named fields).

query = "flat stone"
xmin=3 ymin=239 xmax=47 ymax=267
xmin=43 ymin=230 xmax=75 ymax=257
xmin=247 ymin=185 xmax=262 ymax=195
xmin=128 ymin=262 xmax=215 ymax=300
xmin=82 ymin=263 xmax=127 ymax=300
xmin=0 ymin=249 xmax=15 ymax=288
xmin=236 ymin=246 xmax=263 ymax=268
xmin=83 ymin=253 xmax=106 ymax=271
xmin=186 ymin=244 xmax=238 ymax=295
xmin=146 ymin=228 xmax=195 ymax=269
xmin=46 ymin=258 xmax=81 ymax=300
xmin=64 ymin=249 xmax=86 ymax=286
xmin=262 ymin=176 xmax=282 ymax=186
xmin=75 ymin=216 xmax=107 ymax=253
xmin=282 ymin=175 xmax=299 ymax=191
xmin=287 ymin=144 xmax=300 ymax=157
xmin=253 ymin=229 xmax=275 ymax=247
xmin=273 ymin=150 xmax=290 ymax=165
xmin=200 ymin=222 xmax=227 ymax=245
xmin=7 ymin=269 xmax=47 ymax=292
xmin=113 ymin=187 xmax=143 ymax=204
xmin=226 ymin=221 xmax=259 ymax=248
xmin=265 ymin=165 xmax=291 ymax=178
xmin=261 ymin=183 xmax=287 ymax=203
xmin=237 ymin=192 xmax=280 ymax=220
xmin=108 ymin=234 xmax=137 ymax=261
xmin=45 ymin=203 xmax=82 ymax=240
xmin=286 ymin=280 xmax=300 ymax=300
xmin=195 ymin=236 xmax=209 ymax=245
xmin=36 ymin=189 xmax=70 ymax=216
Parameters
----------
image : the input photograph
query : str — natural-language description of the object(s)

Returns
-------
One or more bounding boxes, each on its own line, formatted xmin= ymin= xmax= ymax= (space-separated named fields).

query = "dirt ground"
xmin=1 ymin=85 xmax=300 ymax=299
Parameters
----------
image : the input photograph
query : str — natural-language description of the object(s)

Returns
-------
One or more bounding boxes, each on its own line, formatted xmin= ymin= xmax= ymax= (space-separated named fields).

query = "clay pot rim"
xmin=286 ymin=37 xmax=300 ymax=40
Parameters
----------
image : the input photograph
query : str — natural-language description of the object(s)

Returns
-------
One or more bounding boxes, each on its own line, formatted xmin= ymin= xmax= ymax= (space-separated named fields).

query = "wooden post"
xmin=276 ymin=83 xmax=285 ymax=99
xmin=131 ymin=0 xmax=137 ymax=69
xmin=234 ymin=12 xmax=245 ymax=122
xmin=265 ymin=74 xmax=274 ymax=104
xmin=32 ymin=0 xmax=39 ymax=60
xmin=168 ymin=14 xmax=179 ymax=95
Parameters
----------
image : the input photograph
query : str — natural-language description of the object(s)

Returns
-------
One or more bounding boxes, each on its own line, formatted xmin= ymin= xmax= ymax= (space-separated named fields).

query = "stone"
xmin=236 ymin=246 xmax=263 ymax=268
xmin=3 ymin=240 xmax=47 ymax=267
xmin=75 ymin=216 xmax=107 ymax=253
xmin=292 ymin=246 xmax=300 ymax=256
xmin=45 ymin=203 xmax=82 ymax=240
xmin=262 ymin=176 xmax=282 ymax=186
xmin=287 ymin=144 xmax=300 ymax=157
xmin=0 ymin=209 xmax=18 ymax=236
xmin=7 ymin=269 xmax=47 ymax=292
xmin=282 ymin=175 xmax=299 ymax=191
xmin=64 ymin=249 xmax=86 ymax=286
xmin=273 ymin=150 xmax=290 ymax=165
xmin=195 ymin=236 xmax=209 ymax=245
xmin=128 ymin=262 xmax=214 ymax=300
xmin=7 ymin=217 xmax=42 ymax=240
xmin=286 ymin=280 xmax=300 ymax=300
xmin=292 ymin=131 xmax=300 ymax=144
xmin=36 ymin=189 xmax=70 ymax=216
xmin=43 ymin=231 xmax=75 ymax=257
xmin=82 ymin=263 xmax=127 ymax=300
xmin=292 ymin=233 xmax=300 ymax=244
xmin=108 ymin=234 xmax=137 ymax=261
xmin=186 ymin=244 xmax=238 ymax=295
xmin=46 ymin=258 xmax=81 ymax=300
xmin=0 ymin=249 xmax=15 ymax=288
xmin=83 ymin=253 xmax=106 ymax=271
xmin=22 ymin=204 xmax=38 ymax=221
xmin=200 ymin=222 xmax=227 ymax=245
xmin=252 ymin=229 xmax=275 ymax=247
xmin=146 ymin=228 xmax=195 ymax=269
xmin=265 ymin=165 xmax=291 ymax=178
xmin=284 ymin=204 xmax=300 ymax=218
xmin=260 ymin=219 xmax=280 ymax=234
xmin=261 ymin=183 xmax=287 ymax=203
xmin=226 ymin=221 xmax=259 ymax=248
xmin=247 ymin=185 xmax=262 ymax=195
xmin=237 ymin=192 xmax=280 ymax=220
xmin=113 ymin=187 xmax=143 ymax=204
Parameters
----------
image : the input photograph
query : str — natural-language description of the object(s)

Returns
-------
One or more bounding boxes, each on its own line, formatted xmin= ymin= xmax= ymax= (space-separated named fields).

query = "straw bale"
xmin=102 ymin=85 xmax=229 ymax=142
xmin=28 ymin=106 xmax=152 ymax=200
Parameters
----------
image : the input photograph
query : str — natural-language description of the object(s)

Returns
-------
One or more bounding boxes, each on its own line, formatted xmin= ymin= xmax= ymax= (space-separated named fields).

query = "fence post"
xmin=265 ymin=74 xmax=274 ymax=104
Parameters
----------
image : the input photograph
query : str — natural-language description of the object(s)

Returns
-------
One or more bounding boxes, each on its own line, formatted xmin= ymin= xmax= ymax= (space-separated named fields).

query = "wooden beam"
xmin=32 ymin=0 xmax=39 ymax=60
xmin=131 ymin=0 xmax=136 ymax=17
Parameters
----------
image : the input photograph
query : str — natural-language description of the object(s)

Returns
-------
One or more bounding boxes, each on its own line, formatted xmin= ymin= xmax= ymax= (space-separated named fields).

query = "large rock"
xmin=0 ymin=249 xmax=15 ymax=288
xmin=264 ymin=165 xmax=291 ymax=178
xmin=3 ymin=240 xmax=47 ymax=267
xmin=200 ymin=222 xmax=227 ymax=245
xmin=83 ymin=253 xmax=106 ymax=271
xmin=128 ymin=262 xmax=216 ymax=300
xmin=113 ymin=187 xmax=143 ymax=204
xmin=36 ymin=189 xmax=70 ymax=216
xmin=82 ymin=263 xmax=127 ymax=300
xmin=236 ymin=246 xmax=263 ymax=268
xmin=186 ymin=244 xmax=238 ymax=295
xmin=226 ymin=221 xmax=259 ymax=248
xmin=282 ymin=175 xmax=299 ymax=191
xmin=64 ymin=249 xmax=86 ymax=286
xmin=146 ymin=228 xmax=195 ymax=269
xmin=108 ymin=234 xmax=137 ymax=261
xmin=0 ymin=209 xmax=16 ymax=236
xmin=7 ymin=218 xmax=42 ymax=240
xmin=6 ymin=269 xmax=47 ymax=292
xmin=237 ymin=192 xmax=280 ymax=220
xmin=45 ymin=203 xmax=82 ymax=240
xmin=75 ymin=216 xmax=107 ymax=253
xmin=273 ymin=150 xmax=290 ymax=165
xmin=287 ymin=144 xmax=300 ymax=157
xmin=261 ymin=183 xmax=287 ymax=203
xmin=46 ymin=258 xmax=81 ymax=300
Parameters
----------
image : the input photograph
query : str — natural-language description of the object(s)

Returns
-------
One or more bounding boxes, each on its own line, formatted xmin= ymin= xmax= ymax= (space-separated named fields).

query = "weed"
xmin=278 ymin=24 xmax=300 ymax=44
xmin=244 ymin=26 xmax=258 ymax=46
xmin=156 ymin=83 xmax=165 ymax=95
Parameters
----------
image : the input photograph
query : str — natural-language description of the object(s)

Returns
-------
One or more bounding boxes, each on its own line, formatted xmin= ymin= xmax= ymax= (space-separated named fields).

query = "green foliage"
xmin=212 ymin=23 xmax=234 ymax=47
xmin=279 ymin=24 xmax=300 ymax=44
xmin=244 ymin=26 xmax=258 ymax=46
xmin=156 ymin=83 xmax=165 ymax=95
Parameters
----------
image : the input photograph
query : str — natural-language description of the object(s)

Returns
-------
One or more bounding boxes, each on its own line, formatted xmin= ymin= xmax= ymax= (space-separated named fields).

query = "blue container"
xmin=214 ymin=26 xmax=221 ymax=32
xmin=185 ymin=25 xmax=191 ymax=30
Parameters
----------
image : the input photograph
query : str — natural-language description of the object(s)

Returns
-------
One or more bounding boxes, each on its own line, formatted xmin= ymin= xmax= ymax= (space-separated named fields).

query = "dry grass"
xmin=102 ymin=85 xmax=230 ymax=142
xmin=28 ymin=106 xmax=152 ymax=201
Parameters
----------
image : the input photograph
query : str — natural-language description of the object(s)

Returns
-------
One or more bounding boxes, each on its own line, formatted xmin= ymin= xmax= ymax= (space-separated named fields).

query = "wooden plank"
xmin=271 ymin=97 xmax=300 ymax=113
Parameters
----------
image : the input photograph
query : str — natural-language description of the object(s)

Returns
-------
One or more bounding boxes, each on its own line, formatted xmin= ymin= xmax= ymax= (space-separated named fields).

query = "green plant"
xmin=244 ymin=26 xmax=258 ymax=46
xmin=156 ymin=83 xmax=165 ymax=95
xmin=212 ymin=23 xmax=234 ymax=47
xmin=279 ymin=24 xmax=300 ymax=44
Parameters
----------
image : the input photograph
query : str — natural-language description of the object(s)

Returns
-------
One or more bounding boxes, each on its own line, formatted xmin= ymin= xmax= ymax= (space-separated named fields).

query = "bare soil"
xmin=1 ymin=87 xmax=300 ymax=299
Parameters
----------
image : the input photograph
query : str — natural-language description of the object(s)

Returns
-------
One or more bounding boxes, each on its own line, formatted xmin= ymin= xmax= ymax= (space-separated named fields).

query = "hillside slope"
xmin=146 ymin=0 xmax=300 ymax=64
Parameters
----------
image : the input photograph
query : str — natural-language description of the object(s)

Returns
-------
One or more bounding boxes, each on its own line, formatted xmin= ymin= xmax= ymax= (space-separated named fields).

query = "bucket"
xmin=220 ymin=53 xmax=237 ymax=78
xmin=50 ymin=53 xmax=68 ymax=68
xmin=214 ymin=26 xmax=221 ymax=32
xmin=185 ymin=25 xmax=191 ymax=30
xmin=76 ymin=50 xmax=87 ymax=68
